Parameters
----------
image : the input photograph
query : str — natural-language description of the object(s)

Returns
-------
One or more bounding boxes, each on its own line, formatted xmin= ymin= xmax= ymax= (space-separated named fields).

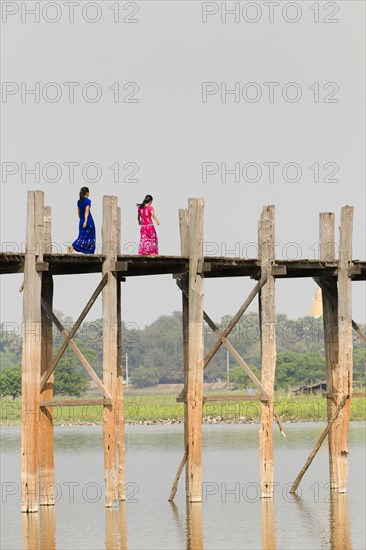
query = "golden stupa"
xmin=310 ymin=287 xmax=323 ymax=318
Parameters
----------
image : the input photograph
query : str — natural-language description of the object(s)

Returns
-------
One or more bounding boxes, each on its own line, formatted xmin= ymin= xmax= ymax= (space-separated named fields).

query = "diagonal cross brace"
xmin=40 ymin=274 xmax=110 ymax=395
xmin=176 ymin=278 xmax=269 ymax=398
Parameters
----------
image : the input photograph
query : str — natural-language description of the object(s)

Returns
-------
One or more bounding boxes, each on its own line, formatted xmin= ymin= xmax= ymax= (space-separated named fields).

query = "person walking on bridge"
xmin=137 ymin=194 xmax=160 ymax=255
xmin=68 ymin=187 xmax=96 ymax=254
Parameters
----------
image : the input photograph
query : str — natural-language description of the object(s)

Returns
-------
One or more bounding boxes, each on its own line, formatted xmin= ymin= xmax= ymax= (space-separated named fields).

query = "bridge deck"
xmin=0 ymin=252 xmax=365 ymax=280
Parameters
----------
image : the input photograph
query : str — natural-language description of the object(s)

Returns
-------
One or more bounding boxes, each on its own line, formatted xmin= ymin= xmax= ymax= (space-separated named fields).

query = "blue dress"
xmin=72 ymin=197 xmax=96 ymax=254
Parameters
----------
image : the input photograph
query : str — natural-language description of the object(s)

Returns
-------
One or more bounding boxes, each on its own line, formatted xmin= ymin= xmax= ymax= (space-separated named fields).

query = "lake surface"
xmin=1 ymin=423 xmax=365 ymax=549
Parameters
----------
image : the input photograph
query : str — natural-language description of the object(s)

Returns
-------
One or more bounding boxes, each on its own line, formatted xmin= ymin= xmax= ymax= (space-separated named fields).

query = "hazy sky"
xmin=1 ymin=1 xmax=365 ymax=335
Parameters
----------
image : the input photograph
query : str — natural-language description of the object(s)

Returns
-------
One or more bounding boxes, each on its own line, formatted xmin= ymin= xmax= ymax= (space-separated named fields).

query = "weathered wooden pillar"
xmin=319 ymin=212 xmax=339 ymax=489
xmin=21 ymin=190 xmax=44 ymax=512
xmin=337 ymin=206 xmax=353 ymax=492
xmin=178 ymin=208 xmax=190 ymax=494
xmin=116 ymin=206 xmax=126 ymax=501
xmin=102 ymin=195 xmax=119 ymax=506
xmin=186 ymin=198 xmax=205 ymax=502
xmin=258 ymin=205 xmax=276 ymax=498
xmin=39 ymin=206 xmax=55 ymax=505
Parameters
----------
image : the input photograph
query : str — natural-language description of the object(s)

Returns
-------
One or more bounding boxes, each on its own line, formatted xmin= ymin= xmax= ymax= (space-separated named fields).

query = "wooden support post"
xmin=258 ymin=205 xmax=276 ymax=498
xmin=116 ymin=206 xmax=126 ymax=501
xmin=21 ymin=190 xmax=44 ymax=513
xmin=319 ymin=212 xmax=339 ymax=489
xmin=186 ymin=198 xmax=205 ymax=502
xmin=337 ymin=206 xmax=353 ymax=492
xmin=102 ymin=196 xmax=119 ymax=506
xmin=39 ymin=206 xmax=55 ymax=506
xmin=178 ymin=208 xmax=190 ymax=496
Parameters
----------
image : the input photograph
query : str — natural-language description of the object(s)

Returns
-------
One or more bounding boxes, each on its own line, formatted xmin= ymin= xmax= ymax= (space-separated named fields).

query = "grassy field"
xmin=1 ymin=390 xmax=365 ymax=425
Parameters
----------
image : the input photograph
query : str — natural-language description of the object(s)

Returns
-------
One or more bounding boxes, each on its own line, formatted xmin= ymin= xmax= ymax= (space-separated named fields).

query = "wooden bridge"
xmin=1 ymin=190 xmax=365 ymax=512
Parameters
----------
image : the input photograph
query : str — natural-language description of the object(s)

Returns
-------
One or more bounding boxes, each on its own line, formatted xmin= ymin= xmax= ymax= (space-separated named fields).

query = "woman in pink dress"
xmin=137 ymin=195 xmax=160 ymax=255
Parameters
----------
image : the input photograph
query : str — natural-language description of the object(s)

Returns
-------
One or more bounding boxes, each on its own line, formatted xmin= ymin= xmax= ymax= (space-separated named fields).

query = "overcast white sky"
xmin=1 ymin=1 xmax=365 ymax=334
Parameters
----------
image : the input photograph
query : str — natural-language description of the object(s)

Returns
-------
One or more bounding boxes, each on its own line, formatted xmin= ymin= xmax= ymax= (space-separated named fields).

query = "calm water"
xmin=0 ymin=423 xmax=365 ymax=549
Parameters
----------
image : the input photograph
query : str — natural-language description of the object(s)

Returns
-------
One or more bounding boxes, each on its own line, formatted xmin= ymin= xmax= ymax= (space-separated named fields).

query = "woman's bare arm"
xmin=151 ymin=209 xmax=160 ymax=225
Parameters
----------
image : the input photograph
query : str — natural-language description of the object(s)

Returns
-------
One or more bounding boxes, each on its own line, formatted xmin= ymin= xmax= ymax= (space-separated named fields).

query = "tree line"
xmin=0 ymin=312 xmax=365 ymax=396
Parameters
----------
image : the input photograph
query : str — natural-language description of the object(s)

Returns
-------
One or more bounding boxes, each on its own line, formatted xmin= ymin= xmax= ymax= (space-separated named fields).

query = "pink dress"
xmin=138 ymin=205 xmax=159 ymax=255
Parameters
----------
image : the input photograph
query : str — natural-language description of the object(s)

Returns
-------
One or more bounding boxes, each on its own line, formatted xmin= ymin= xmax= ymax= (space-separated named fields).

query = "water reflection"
xmin=22 ymin=513 xmax=39 ymax=550
xmin=105 ymin=503 xmax=127 ymax=550
xmin=22 ymin=506 xmax=56 ymax=550
xmin=330 ymin=493 xmax=351 ymax=550
xmin=40 ymin=506 xmax=56 ymax=550
xmin=186 ymin=502 xmax=204 ymax=550
xmin=261 ymin=499 xmax=276 ymax=550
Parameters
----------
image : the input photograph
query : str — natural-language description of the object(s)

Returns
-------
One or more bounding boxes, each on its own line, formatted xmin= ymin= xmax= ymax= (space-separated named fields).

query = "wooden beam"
xmin=186 ymin=198 xmax=205 ymax=502
xmin=40 ymin=300 xmax=111 ymax=399
xmin=290 ymin=395 xmax=347 ymax=493
xmin=318 ymin=212 xmax=339 ymax=489
xmin=116 ymin=209 xmax=126 ymax=501
xmin=39 ymin=205 xmax=55 ymax=506
xmin=337 ymin=206 xmax=353 ymax=493
xmin=168 ymin=449 xmax=188 ymax=501
xmin=40 ymin=399 xmax=112 ymax=407
xmin=178 ymin=208 xmax=190 ymax=496
xmin=258 ymin=205 xmax=276 ymax=498
xmin=21 ymin=190 xmax=43 ymax=512
xmin=102 ymin=196 xmax=119 ymax=506
xmin=40 ymin=274 xmax=108 ymax=389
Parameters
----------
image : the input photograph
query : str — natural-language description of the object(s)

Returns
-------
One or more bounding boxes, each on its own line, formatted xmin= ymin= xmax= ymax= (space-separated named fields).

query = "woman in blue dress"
xmin=68 ymin=187 xmax=96 ymax=254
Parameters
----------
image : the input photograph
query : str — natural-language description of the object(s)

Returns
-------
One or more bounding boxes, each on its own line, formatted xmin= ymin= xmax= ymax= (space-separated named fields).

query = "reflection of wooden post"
xmin=259 ymin=205 xmax=276 ymax=498
xmin=261 ymin=499 xmax=276 ymax=550
xmin=338 ymin=206 xmax=353 ymax=492
xmin=178 ymin=208 xmax=189 ymax=494
xmin=22 ymin=513 xmax=39 ymax=549
xmin=21 ymin=191 xmax=44 ymax=512
xmin=119 ymin=501 xmax=128 ymax=550
xmin=40 ymin=506 xmax=56 ymax=550
xmin=39 ymin=206 xmax=55 ymax=506
xmin=102 ymin=196 xmax=119 ymax=506
xmin=187 ymin=502 xmax=204 ymax=550
xmin=186 ymin=199 xmax=205 ymax=502
xmin=319 ymin=212 xmax=339 ymax=489
xmin=330 ymin=493 xmax=351 ymax=549
xmin=105 ymin=509 xmax=119 ymax=550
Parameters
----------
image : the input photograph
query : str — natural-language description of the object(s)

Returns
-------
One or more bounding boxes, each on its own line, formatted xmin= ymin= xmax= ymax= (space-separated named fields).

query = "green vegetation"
xmin=1 ymin=393 xmax=365 ymax=425
xmin=0 ymin=311 xmax=365 ymax=397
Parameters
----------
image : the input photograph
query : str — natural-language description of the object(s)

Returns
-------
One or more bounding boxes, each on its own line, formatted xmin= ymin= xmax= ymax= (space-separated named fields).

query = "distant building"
xmin=310 ymin=287 xmax=323 ymax=318
xmin=293 ymin=381 xmax=326 ymax=395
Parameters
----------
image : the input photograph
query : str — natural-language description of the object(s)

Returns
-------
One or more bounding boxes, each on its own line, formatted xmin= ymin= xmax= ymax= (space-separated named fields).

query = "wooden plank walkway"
xmin=0 ymin=252 xmax=365 ymax=279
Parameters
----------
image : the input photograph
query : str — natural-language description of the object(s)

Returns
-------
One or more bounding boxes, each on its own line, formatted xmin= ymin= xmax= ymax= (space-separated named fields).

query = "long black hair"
xmin=79 ymin=187 xmax=89 ymax=201
xmin=136 ymin=194 xmax=153 ymax=209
